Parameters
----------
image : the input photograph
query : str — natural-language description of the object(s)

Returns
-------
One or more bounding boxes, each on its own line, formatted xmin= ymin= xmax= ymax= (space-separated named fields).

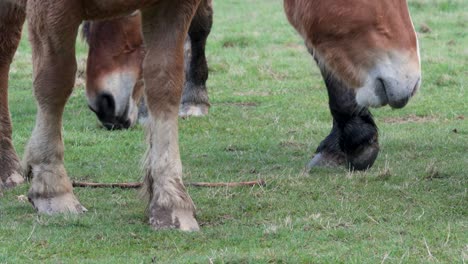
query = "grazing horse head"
xmin=82 ymin=12 xmax=145 ymax=130
xmin=81 ymin=2 xmax=213 ymax=129
xmin=285 ymin=0 xmax=421 ymax=109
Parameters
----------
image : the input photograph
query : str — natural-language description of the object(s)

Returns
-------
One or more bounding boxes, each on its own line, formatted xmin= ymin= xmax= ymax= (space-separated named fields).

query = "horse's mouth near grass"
xmin=375 ymin=77 xmax=390 ymax=107
xmin=389 ymin=96 xmax=410 ymax=109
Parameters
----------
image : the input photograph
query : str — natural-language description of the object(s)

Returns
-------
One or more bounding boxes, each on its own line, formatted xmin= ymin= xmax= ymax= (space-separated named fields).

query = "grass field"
xmin=1 ymin=0 xmax=467 ymax=263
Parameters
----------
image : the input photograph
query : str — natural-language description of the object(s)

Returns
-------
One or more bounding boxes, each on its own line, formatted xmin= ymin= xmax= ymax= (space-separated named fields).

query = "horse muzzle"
xmin=356 ymin=54 xmax=421 ymax=109
xmin=88 ymin=93 xmax=134 ymax=130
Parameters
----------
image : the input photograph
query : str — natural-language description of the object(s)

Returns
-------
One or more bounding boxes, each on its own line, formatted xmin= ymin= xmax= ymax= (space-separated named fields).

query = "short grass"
xmin=1 ymin=0 xmax=467 ymax=263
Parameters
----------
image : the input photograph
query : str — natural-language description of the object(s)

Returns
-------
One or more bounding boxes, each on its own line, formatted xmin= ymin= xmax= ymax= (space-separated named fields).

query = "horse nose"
xmin=90 ymin=93 xmax=131 ymax=130
xmin=378 ymin=76 xmax=420 ymax=109
xmin=96 ymin=93 xmax=115 ymax=120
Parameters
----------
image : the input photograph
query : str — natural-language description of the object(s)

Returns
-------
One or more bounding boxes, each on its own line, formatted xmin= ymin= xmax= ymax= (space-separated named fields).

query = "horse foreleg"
xmin=0 ymin=2 xmax=26 ymax=189
xmin=179 ymin=0 xmax=213 ymax=118
xmin=23 ymin=0 xmax=86 ymax=213
xmin=141 ymin=0 xmax=201 ymax=231
xmin=307 ymin=65 xmax=379 ymax=171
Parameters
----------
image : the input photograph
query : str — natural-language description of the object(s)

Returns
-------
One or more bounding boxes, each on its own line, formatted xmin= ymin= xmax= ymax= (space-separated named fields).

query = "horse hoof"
xmin=3 ymin=171 xmax=24 ymax=188
xmin=179 ymin=103 xmax=209 ymax=118
xmin=149 ymin=203 xmax=199 ymax=231
xmin=346 ymin=142 xmax=379 ymax=171
xmin=28 ymin=192 xmax=87 ymax=214
xmin=306 ymin=152 xmax=346 ymax=172
xmin=0 ymin=153 xmax=23 ymax=188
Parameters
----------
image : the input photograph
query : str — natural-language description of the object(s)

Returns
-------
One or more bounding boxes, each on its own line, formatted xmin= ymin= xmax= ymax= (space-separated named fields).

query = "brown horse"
xmin=285 ymin=0 xmax=421 ymax=170
xmin=83 ymin=1 xmax=212 ymax=129
xmin=0 ymin=0 xmax=420 ymax=231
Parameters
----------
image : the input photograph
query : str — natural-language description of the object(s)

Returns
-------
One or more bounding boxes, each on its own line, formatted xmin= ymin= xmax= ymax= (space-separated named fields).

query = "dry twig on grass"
xmin=72 ymin=179 xmax=266 ymax=189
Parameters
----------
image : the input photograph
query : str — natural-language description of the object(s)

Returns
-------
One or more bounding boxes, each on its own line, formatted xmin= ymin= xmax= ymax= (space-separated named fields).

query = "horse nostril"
xmin=375 ymin=77 xmax=389 ymax=101
xmin=92 ymin=93 xmax=132 ymax=130
xmin=96 ymin=93 xmax=115 ymax=120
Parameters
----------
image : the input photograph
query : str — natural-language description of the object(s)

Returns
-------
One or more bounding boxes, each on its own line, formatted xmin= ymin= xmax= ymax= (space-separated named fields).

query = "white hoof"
xmin=29 ymin=192 xmax=87 ymax=215
xmin=179 ymin=103 xmax=209 ymax=118
xmin=3 ymin=172 xmax=24 ymax=188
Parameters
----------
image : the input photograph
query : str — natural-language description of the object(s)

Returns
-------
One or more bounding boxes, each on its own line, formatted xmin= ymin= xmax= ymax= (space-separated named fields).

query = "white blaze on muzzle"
xmin=356 ymin=51 xmax=421 ymax=108
xmin=87 ymin=69 xmax=140 ymax=125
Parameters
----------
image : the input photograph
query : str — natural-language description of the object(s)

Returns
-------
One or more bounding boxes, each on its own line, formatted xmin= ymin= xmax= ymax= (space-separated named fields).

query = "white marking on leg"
xmin=144 ymin=113 xmax=199 ymax=231
xmin=146 ymin=116 xmax=195 ymax=210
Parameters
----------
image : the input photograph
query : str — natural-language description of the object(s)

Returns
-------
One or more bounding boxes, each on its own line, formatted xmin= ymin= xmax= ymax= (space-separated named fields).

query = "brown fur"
xmin=0 ymin=0 xmax=26 ymax=188
xmin=284 ymin=0 xmax=419 ymax=88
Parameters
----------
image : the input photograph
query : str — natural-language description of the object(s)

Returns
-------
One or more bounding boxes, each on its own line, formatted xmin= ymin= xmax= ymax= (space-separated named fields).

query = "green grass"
xmin=1 ymin=0 xmax=467 ymax=263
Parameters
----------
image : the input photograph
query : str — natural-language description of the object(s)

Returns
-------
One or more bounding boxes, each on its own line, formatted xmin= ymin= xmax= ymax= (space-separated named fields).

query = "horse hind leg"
xmin=179 ymin=0 xmax=213 ymax=118
xmin=0 ymin=3 xmax=26 ymax=190
xmin=141 ymin=0 xmax=201 ymax=231
xmin=23 ymin=1 xmax=86 ymax=213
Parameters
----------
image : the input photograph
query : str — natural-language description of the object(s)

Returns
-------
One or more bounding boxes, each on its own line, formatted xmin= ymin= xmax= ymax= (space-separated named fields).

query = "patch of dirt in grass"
xmin=258 ymin=65 xmax=288 ymax=80
xmin=285 ymin=42 xmax=306 ymax=51
xmin=447 ymin=39 xmax=456 ymax=46
xmin=200 ymin=214 xmax=234 ymax=227
xmin=382 ymin=114 xmax=439 ymax=124
xmin=424 ymin=161 xmax=448 ymax=180
xmin=222 ymin=36 xmax=252 ymax=48
xmin=279 ymin=141 xmax=306 ymax=150
xmin=224 ymin=144 xmax=248 ymax=152
xmin=419 ymin=23 xmax=432 ymax=33
xmin=234 ymin=91 xmax=270 ymax=97
xmin=435 ymin=74 xmax=458 ymax=86
xmin=219 ymin=101 xmax=259 ymax=107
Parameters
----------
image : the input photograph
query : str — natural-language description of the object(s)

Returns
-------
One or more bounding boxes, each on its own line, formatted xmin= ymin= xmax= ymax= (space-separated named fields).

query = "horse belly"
xmin=81 ymin=0 xmax=159 ymax=20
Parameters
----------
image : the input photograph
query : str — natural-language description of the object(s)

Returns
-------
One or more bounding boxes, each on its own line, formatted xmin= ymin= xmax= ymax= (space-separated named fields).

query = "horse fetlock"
xmin=179 ymin=77 xmax=210 ymax=119
xmin=342 ymin=117 xmax=379 ymax=170
xmin=25 ymin=163 xmax=86 ymax=214
xmin=23 ymin=141 xmax=64 ymax=178
xmin=181 ymin=83 xmax=209 ymax=106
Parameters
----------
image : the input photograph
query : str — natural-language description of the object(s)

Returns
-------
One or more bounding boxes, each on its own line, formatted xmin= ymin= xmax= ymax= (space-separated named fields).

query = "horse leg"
xmin=141 ymin=0 xmax=201 ymax=231
xmin=0 ymin=2 xmax=26 ymax=190
xmin=23 ymin=0 xmax=86 ymax=213
xmin=179 ymin=0 xmax=213 ymax=118
xmin=307 ymin=62 xmax=380 ymax=171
